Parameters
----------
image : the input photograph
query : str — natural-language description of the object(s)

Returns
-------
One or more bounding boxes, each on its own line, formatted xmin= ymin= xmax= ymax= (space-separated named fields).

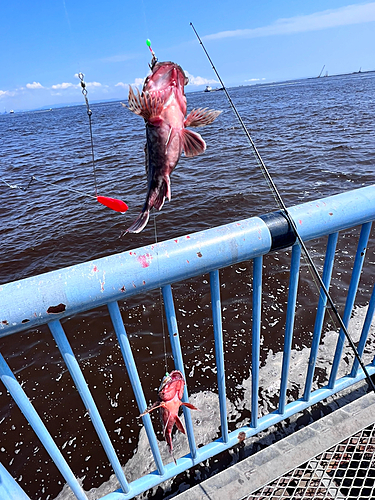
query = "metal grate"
xmin=246 ymin=423 xmax=375 ymax=500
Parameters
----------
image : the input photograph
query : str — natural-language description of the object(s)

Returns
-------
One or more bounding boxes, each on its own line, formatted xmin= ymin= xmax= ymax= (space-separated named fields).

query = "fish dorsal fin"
xmin=184 ymin=108 xmax=222 ymax=127
xmin=174 ymin=415 xmax=186 ymax=434
xmin=181 ymin=129 xmax=206 ymax=157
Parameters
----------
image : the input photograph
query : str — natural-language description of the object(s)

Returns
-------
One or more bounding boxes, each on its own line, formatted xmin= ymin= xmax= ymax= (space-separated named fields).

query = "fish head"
xmin=158 ymin=370 xmax=185 ymax=402
xmin=143 ymin=62 xmax=188 ymax=94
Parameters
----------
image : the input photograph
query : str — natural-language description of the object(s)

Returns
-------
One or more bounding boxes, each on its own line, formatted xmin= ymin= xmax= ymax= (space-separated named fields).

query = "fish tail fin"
xmin=124 ymin=177 xmax=170 ymax=235
xmin=125 ymin=209 xmax=150 ymax=234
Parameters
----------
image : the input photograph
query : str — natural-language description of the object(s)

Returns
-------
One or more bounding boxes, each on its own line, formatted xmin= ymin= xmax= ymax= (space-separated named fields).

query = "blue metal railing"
xmin=1 ymin=185 xmax=375 ymax=499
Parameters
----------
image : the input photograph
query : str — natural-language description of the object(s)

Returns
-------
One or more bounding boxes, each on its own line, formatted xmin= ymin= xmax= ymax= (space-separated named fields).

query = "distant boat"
xmin=318 ymin=65 xmax=325 ymax=78
xmin=9 ymin=110 xmax=14 ymax=114
xmin=204 ymin=85 xmax=224 ymax=92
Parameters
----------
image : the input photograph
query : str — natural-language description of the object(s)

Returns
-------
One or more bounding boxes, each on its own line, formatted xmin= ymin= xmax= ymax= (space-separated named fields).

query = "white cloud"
xmin=133 ymin=78 xmax=144 ymax=87
xmin=26 ymin=82 xmax=44 ymax=89
xmin=0 ymin=90 xmax=15 ymax=98
xmin=245 ymin=78 xmax=266 ymax=82
xmin=184 ymin=71 xmax=218 ymax=86
xmin=115 ymin=82 xmax=129 ymax=88
xmin=51 ymin=82 xmax=75 ymax=90
xmin=204 ymin=2 xmax=375 ymax=40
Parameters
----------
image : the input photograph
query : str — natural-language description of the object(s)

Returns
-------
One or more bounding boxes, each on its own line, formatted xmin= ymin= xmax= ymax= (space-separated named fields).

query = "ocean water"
xmin=0 ymin=71 xmax=375 ymax=499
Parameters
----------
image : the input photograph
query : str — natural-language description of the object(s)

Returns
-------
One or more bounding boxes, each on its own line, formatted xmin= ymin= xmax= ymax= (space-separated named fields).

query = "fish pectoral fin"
xmin=181 ymin=129 xmax=206 ymax=157
xmin=139 ymin=400 xmax=163 ymax=417
xmin=181 ymin=402 xmax=199 ymax=411
xmin=184 ymin=108 xmax=222 ymax=127
xmin=127 ymin=86 xmax=163 ymax=121
xmin=174 ymin=415 xmax=186 ymax=434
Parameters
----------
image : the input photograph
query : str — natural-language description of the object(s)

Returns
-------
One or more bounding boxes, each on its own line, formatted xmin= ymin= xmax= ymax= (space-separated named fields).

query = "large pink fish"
xmin=125 ymin=61 xmax=221 ymax=233
xmin=140 ymin=370 xmax=198 ymax=463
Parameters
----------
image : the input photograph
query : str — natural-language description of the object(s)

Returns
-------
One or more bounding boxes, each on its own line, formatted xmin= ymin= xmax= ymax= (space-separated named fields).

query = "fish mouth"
xmin=158 ymin=370 xmax=184 ymax=391
xmin=146 ymin=62 xmax=188 ymax=91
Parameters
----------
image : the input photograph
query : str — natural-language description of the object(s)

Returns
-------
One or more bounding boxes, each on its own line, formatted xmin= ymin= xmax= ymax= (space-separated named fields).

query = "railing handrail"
xmin=2 ymin=184 xmax=375 ymax=339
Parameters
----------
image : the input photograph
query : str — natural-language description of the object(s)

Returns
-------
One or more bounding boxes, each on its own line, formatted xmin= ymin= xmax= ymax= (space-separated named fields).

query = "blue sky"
xmin=1 ymin=1 xmax=375 ymax=111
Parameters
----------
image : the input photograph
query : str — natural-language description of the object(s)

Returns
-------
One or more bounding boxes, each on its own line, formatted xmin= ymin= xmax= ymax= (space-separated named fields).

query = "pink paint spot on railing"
xmin=138 ymin=254 xmax=152 ymax=268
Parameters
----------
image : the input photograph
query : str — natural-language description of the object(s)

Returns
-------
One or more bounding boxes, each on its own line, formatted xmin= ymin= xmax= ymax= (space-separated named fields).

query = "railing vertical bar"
xmin=209 ymin=270 xmax=229 ymax=443
xmin=350 ymin=282 xmax=375 ymax=377
xmin=162 ymin=285 xmax=197 ymax=460
xmin=107 ymin=301 xmax=165 ymax=476
xmin=303 ymin=232 xmax=339 ymax=401
xmin=0 ymin=352 xmax=88 ymax=500
xmin=278 ymin=243 xmax=302 ymax=415
xmin=328 ymin=222 xmax=372 ymax=388
xmin=0 ymin=462 xmax=31 ymax=500
xmin=48 ymin=320 xmax=130 ymax=494
xmin=251 ymin=256 xmax=262 ymax=428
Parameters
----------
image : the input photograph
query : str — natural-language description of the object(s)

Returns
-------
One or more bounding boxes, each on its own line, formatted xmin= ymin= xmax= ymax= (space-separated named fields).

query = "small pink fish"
xmin=125 ymin=60 xmax=221 ymax=233
xmin=140 ymin=370 xmax=198 ymax=463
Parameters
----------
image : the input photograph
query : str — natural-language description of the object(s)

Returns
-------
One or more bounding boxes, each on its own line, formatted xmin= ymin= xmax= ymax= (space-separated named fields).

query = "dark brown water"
xmin=1 ymin=71 xmax=375 ymax=499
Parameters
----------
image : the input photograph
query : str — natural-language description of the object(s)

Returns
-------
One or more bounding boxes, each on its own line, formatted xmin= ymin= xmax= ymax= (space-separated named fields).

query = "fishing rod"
xmin=190 ymin=22 xmax=375 ymax=394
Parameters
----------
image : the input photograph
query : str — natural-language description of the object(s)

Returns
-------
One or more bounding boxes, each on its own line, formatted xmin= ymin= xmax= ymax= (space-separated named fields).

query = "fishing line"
xmin=29 ymin=175 xmax=97 ymax=199
xmin=190 ymin=22 xmax=375 ymax=394
xmin=78 ymin=73 xmax=99 ymax=197
xmin=147 ymin=40 xmax=168 ymax=374
xmin=1 ymin=176 xmax=34 ymax=192
xmin=0 ymin=173 xmax=128 ymax=212
xmin=153 ymin=213 xmax=169 ymax=375
xmin=77 ymin=73 xmax=128 ymax=212
xmin=141 ymin=0 xmax=151 ymax=41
